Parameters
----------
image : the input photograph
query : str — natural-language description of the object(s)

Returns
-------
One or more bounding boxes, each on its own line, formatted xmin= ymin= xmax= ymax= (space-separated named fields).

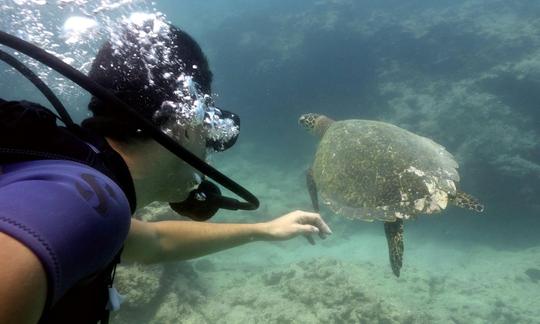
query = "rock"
xmin=525 ymin=268 xmax=540 ymax=283
xmin=111 ymin=261 xmax=202 ymax=324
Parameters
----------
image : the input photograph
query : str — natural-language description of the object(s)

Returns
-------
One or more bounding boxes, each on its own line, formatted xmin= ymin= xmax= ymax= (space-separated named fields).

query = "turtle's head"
xmin=299 ymin=113 xmax=334 ymax=138
xmin=299 ymin=113 xmax=320 ymax=132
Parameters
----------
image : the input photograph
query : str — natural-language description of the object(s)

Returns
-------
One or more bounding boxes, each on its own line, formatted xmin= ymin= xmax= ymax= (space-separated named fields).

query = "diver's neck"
xmin=106 ymin=137 xmax=156 ymax=210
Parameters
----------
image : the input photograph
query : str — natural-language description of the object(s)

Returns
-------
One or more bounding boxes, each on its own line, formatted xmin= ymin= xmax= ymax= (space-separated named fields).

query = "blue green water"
xmin=1 ymin=0 xmax=540 ymax=323
xmin=163 ymin=0 xmax=540 ymax=247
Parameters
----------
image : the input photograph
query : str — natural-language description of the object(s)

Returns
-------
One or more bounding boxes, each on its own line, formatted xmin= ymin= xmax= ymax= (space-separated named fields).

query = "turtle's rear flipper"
xmin=306 ymin=168 xmax=320 ymax=212
xmin=451 ymin=190 xmax=484 ymax=213
xmin=384 ymin=219 xmax=404 ymax=278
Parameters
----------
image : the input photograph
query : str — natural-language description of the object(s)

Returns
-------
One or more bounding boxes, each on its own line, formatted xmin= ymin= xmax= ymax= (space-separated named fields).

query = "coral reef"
xmin=111 ymin=261 xmax=202 ymax=324
xmin=111 ymin=244 xmax=540 ymax=324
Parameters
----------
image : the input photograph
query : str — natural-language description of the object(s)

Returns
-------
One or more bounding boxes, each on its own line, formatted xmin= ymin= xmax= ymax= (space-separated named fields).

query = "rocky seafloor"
xmin=111 ymin=202 xmax=540 ymax=324
xmin=111 ymin=246 xmax=540 ymax=324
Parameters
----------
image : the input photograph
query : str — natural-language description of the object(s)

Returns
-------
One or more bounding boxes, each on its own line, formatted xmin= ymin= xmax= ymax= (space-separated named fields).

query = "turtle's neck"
xmin=315 ymin=116 xmax=335 ymax=138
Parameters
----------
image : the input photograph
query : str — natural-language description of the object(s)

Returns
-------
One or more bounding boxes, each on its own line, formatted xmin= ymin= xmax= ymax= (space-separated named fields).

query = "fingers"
xmin=295 ymin=224 xmax=319 ymax=245
xmin=295 ymin=224 xmax=319 ymax=235
xmin=273 ymin=210 xmax=333 ymax=244
xmin=317 ymin=219 xmax=332 ymax=239
xmin=294 ymin=211 xmax=332 ymax=238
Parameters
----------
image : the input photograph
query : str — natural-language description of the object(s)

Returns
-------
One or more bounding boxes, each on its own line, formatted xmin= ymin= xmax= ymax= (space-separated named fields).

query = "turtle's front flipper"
xmin=384 ymin=219 xmax=404 ymax=277
xmin=306 ymin=168 xmax=319 ymax=212
xmin=450 ymin=190 xmax=484 ymax=213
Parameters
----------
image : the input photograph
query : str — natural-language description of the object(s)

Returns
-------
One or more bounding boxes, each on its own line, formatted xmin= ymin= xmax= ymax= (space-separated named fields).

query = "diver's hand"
xmin=261 ymin=210 xmax=332 ymax=245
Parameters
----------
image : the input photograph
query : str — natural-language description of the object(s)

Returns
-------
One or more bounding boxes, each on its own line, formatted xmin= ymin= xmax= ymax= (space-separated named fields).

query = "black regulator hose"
xmin=0 ymin=30 xmax=259 ymax=211
xmin=0 ymin=48 xmax=75 ymax=128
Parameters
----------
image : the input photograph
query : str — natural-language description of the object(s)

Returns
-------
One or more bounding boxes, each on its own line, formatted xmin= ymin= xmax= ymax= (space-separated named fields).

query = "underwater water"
xmin=1 ymin=0 xmax=540 ymax=323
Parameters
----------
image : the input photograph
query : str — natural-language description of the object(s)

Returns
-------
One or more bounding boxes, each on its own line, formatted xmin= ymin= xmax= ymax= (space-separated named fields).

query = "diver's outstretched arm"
xmin=123 ymin=210 xmax=332 ymax=264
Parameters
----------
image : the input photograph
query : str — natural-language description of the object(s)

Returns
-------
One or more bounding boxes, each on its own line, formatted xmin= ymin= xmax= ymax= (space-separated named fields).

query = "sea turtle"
xmin=299 ymin=113 xmax=484 ymax=277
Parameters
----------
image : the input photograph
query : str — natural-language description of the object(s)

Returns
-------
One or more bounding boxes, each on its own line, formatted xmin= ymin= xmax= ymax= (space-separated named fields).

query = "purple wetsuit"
xmin=0 ymin=159 xmax=131 ymax=306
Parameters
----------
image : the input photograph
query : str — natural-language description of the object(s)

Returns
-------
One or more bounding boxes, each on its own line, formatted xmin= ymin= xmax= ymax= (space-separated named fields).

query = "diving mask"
xmin=154 ymin=75 xmax=240 ymax=153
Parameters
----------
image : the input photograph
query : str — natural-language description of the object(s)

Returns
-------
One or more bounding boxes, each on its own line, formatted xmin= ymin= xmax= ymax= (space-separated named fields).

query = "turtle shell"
xmin=312 ymin=120 xmax=459 ymax=221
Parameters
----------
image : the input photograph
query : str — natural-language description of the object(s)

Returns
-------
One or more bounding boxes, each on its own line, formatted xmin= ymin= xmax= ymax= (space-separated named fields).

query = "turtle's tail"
xmin=384 ymin=219 xmax=404 ymax=278
xmin=450 ymin=190 xmax=484 ymax=213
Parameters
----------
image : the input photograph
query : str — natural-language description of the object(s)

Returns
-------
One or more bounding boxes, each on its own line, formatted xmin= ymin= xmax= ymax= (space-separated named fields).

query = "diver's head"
xmin=83 ymin=22 xmax=213 ymax=143
xmin=82 ymin=17 xmax=239 ymax=207
xmin=83 ymin=16 xmax=240 ymax=151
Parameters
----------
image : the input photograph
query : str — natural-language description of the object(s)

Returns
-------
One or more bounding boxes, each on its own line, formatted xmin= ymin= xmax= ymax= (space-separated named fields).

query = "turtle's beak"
xmin=298 ymin=114 xmax=309 ymax=129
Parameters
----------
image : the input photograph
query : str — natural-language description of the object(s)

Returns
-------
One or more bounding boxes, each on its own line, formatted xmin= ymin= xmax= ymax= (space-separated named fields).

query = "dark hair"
xmin=82 ymin=24 xmax=213 ymax=141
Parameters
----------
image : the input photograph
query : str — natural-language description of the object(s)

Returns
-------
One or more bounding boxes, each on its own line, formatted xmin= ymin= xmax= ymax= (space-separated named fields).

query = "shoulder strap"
xmin=0 ymin=99 xmax=136 ymax=212
xmin=68 ymin=125 xmax=137 ymax=213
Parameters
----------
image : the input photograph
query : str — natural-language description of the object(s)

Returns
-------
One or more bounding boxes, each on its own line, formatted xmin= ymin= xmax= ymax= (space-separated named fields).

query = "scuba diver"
xmin=0 ymin=19 xmax=331 ymax=324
